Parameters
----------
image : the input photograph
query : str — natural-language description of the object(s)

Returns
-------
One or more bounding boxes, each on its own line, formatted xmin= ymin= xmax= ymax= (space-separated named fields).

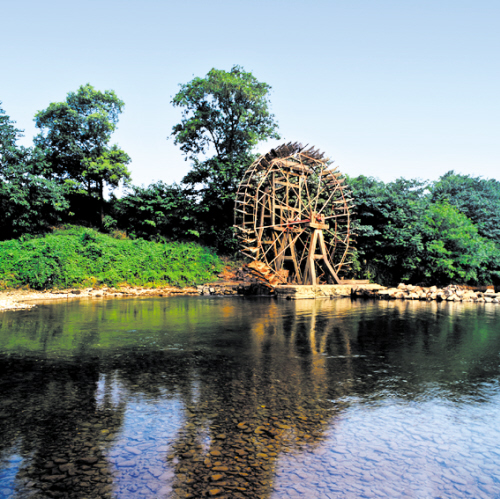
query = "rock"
xmin=212 ymin=466 xmax=229 ymax=472
xmin=78 ymin=456 xmax=98 ymax=465
xmin=41 ymin=474 xmax=66 ymax=482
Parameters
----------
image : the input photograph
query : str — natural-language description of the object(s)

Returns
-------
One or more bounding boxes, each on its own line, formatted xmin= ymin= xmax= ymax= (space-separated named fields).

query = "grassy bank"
xmin=0 ymin=226 xmax=224 ymax=290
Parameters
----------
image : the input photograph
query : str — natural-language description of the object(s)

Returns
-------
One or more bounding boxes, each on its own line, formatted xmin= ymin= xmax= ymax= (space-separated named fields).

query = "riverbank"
xmin=0 ymin=285 xmax=200 ymax=311
xmin=352 ymin=283 xmax=500 ymax=303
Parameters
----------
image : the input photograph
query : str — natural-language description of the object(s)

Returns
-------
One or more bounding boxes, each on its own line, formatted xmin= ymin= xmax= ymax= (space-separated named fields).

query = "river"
xmin=0 ymin=296 xmax=499 ymax=498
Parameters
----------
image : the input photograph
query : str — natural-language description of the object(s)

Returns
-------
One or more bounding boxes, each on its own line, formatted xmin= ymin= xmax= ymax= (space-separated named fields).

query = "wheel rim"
xmin=234 ymin=143 xmax=355 ymax=284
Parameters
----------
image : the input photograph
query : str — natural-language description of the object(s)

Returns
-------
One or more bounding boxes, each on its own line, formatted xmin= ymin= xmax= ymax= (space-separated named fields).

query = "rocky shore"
xmin=2 ymin=281 xmax=499 ymax=312
xmin=0 ymin=286 xmax=199 ymax=312
xmin=352 ymin=283 xmax=500 ymax=303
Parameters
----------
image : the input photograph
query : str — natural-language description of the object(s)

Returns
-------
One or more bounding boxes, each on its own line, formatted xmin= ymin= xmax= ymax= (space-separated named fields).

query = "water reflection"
xmin=0 ymin=297 xmax=499 ymax=498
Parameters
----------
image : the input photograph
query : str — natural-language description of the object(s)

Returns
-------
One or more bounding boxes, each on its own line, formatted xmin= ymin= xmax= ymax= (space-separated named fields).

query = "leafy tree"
xmin=0 ymin=103 xmax=68 ymax=239
xmin=114 ymin=181 xmax=200 ymax=241
xmin=0 ymin=101 xmax=23 ymax=172
xmin=171 ymin=65 xmax=280 ymax=251
xmin=430 ymin=171 xmax=500 ymax=247
xmin=0 ymin=162 xmax=69 ymax=240
xmin=349 ymin=174 xmax=500 ymax=285
xmin=420 ymin=202 xmax=500 ymax=285
xmin=349 ymin=175 xmax=428 ymax=283
xmin=34 ymin=84 xmax=131 ymax=223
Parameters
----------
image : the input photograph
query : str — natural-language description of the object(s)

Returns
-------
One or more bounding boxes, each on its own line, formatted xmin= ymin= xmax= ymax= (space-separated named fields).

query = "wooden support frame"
xmin=234 ymin=142 xmax=354 ymax=285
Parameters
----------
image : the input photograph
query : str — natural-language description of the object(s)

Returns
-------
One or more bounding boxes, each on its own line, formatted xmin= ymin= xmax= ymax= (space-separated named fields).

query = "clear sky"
xmin=2 ymin=0 xmax=499 ymax=188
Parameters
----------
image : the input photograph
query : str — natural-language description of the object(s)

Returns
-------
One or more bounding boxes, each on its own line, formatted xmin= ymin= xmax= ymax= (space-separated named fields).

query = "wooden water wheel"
xmin=234 ymin=142 xmax=355 ymax=285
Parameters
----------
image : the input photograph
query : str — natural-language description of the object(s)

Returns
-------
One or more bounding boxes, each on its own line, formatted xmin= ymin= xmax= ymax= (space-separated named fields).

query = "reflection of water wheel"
xmin=234 ymin=142 xmax=355 ymax=285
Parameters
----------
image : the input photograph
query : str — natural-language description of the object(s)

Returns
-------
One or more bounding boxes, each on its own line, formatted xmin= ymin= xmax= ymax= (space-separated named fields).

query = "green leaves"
xmin=430 ymin=171 xmax=500 ymax=246
xmin=34 ymin=84 xmax=130 ymax=223
xmin=171 ymin=66 xmax=279 ymax=163
xmin=0 ymin=227 xmax=224 ymax=290
xmin=168 ymin=66 xmax=280 ymax=251
xmin=350 ymin=174 xmax=500 ymax=285
xmin=421 ymin=202 xmax=498 ymax=284
xmin=114 ymin=181 xmax=199 ymax=241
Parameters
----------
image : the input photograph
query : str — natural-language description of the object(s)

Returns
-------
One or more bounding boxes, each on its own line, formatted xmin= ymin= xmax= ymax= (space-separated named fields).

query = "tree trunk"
xmin=99 ymin=180 xmax=104 ymax=228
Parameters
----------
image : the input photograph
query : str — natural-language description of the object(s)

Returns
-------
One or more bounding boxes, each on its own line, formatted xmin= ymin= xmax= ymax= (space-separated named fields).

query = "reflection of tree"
xmin=2 ymin=297 xmax=500 ymax=498
xmin=158 ymin=299 xmax=360 ymax=499
xmin=0 ymin=356 xmax=124 ymax=498
xmin=354 ymin=299 xmax=500 ymax=398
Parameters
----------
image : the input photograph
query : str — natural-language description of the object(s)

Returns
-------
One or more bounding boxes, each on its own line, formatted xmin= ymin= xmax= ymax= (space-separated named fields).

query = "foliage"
xmin=430 ymin=171 xmax=500 ymax=247
xmin=0 ymin=163 xmax=69 ymax=240
xmin=171 ymin=65 xmax=280 ymax=164
xmin=0 ymin=226 xmax=224 ymax=290
xmin=349 ymin=175 xmax=428 ymax=283
xmin=114 ymin=181 xmax=200 ymax=240
xmin=420 ymin=202 xmax=500 ymax=285
xmin=0 ymin=104 xmax=69 ymax=239
xmin=34 ymin=84 xmax=131 ymax=221
xmin=171 ymin=65 xmax=280 ymax=251
xmin=0 ymin=101 xmax=23 ymax=170
xmin=349 ymin=175 xmax=500 ymax=285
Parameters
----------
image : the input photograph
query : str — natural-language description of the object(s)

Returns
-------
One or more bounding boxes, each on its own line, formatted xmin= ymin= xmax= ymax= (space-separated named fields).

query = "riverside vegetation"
xmin=2 ymin=66 xmax=500 ymax=290
xmin=0 ymin=226 xmax=223 ymax=290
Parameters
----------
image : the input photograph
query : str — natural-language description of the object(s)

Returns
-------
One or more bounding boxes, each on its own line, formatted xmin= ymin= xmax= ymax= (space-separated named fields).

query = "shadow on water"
xmin=0 ymin=297 xmax=499 ymax=498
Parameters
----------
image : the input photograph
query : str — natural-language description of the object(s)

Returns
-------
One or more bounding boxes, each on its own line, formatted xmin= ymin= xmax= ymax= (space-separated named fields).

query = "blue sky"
xmin=2 ymin=0 xmax=499 ymax=187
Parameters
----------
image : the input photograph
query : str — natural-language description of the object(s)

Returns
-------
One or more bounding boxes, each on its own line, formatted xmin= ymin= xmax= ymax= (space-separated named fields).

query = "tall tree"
xmin=0 ymin=103 xmax=68 ymax=239
xmin=171 ymin=65 xmax=280 ymax=250
xmin=34 ymin=84 xmax=131 ymax=223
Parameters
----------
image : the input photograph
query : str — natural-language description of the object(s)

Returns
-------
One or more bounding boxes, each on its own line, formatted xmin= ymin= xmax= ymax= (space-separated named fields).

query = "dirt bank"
xmin=0 ymin=285 xmax=200 ymax=312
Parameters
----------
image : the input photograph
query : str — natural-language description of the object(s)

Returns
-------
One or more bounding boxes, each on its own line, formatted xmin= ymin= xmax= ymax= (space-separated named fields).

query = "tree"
xmin=0 ymin=162 xmax=69 ymax=240
xmin=0 ymin=101 xmax=23 ymax=172
xmin=349 ymin=174 xmax=500 ymax=285
xmin=171 ymin=65 xmax=280 ymax=250
xmin=34 ymin=84 xmax=131 ymax=223
xmin=430 ymin=171 xmax=500 ymax=247
xmin=0 ymin=103 xmax=68 ymax=239
xmin=114 ymin=181 xmax=199 ymax=241
xmin=349 ymin=175 xmax=428 ymax=283
xmin=421 ymin=202 xmax=500 ymax=285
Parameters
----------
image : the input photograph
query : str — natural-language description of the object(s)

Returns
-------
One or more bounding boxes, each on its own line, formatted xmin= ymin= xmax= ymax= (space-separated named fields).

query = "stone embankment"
xmin=352 ymin=283 xmax=500 ymax=303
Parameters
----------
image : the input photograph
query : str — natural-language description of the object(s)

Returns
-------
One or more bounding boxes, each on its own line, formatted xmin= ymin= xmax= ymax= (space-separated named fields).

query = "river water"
xmin=0 ymin=296 xmax=499 ymax=499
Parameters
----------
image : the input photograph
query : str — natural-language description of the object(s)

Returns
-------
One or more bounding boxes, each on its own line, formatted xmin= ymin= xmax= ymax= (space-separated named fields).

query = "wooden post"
xmin=318 ymin=230 xmax=341 ymax=284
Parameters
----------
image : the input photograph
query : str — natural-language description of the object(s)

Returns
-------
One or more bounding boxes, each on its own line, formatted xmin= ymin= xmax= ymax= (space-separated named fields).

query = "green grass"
xmin=0 ymin=226 xmax=224 ymax=290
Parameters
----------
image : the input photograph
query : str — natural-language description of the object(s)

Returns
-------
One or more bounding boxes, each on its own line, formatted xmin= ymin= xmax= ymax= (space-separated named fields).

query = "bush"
xmin=0 ymin=226 xmax=223 ymax=290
